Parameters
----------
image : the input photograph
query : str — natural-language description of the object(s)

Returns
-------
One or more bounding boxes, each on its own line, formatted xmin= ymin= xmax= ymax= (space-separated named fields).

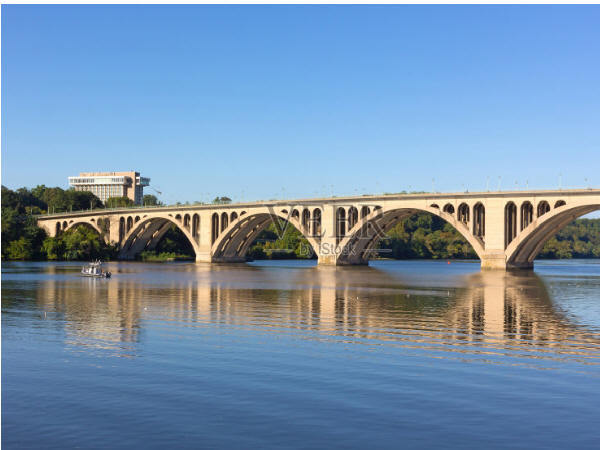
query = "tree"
xmin=154 ymin=225 xmax=194 ymax=256
xmin=143 ymin=194 xmax=162 ymax=206
xmin=250 ymin=222 xmax=315 ymax=260
xmin=65 ymin=189 xmax=103 ymax=210
xmin=213 ymin=196 xmax=232 ymax=204
xmin=40 ymin=225 xmax=117 ymax=261
xmin=42 ymin=237 xmax=65 ymax=260
xmin=247 ymin=245 xmax=266 ymax=260
xmin=6 ymin=238 xmax=34 ymax=260
xmin=25 ymin=185 xmax=102 ymax=213
xmin=105 ymin=196 xmax=135 ymax=208
xmin=2 ymin=185 xmax=45 ymax=213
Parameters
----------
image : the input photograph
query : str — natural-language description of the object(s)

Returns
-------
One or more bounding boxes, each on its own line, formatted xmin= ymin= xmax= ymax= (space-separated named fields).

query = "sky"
xmin=2 ymin=5 xmax=599 ymax=206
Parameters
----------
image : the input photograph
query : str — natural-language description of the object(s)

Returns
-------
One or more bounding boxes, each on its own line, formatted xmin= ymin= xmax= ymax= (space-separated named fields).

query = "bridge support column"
xmin=481 ymin=252 xmax=507 ymax=270
xmin=316 ymin=240 xmax=369 ymax=266
xmin=480 ymin=252 xmax=533 ymax=270
xmin=195 ymin=244 xmax=213 ymax=263
xmin=315 ymin=206 xmax=342 ymax=266
xmin=108 ymin=216 xmax=121 ymax=245
xmin=317 ymin=249 xmax=340 ymax=266
xmin=38 ymin=221 xmax=56 ymax=237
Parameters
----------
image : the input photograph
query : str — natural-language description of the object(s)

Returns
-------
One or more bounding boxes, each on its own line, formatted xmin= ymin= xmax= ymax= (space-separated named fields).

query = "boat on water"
xmin=81 ymin=261 xmax=111 ymax=278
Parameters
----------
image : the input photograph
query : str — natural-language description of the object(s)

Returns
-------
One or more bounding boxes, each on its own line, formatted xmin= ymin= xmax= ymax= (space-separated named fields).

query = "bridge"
xmin=36 ymin=189 xmax=600 ymax=270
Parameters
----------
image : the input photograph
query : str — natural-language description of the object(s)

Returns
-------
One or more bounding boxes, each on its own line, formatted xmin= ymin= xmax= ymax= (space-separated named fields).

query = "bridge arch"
xmin=335 ymin=205 xmax=485 ymax=265
xmin=59 ymin=220 xmax=109 ymax=244
xmin=302 ymin=209 xmax=310 ymax=234
xmin=457 ymin=203 xmax=470 ymax=224
xmin=348 ymin=206 xmax=359 ymax=230
xmin=537 ymin=201 xmax=550 ymax=217
xmin=220 ymin=212 xmax=229 ymax=231
xmin=192 ymin=213 xmax=200 ymax=241
xmin=119 ymin=217 xmax=126 ymax=242
xmin=336 ymin=208 xmax=346 ymax=243
xmin=473 ymin=202 xmax=485 ymax=239
xmin=443 ymin=203 xmax=455 ymax=214
xmin=119 ymin=215 xmax=199 ymax=260
xmin=312 ymin=208 xmax=322 ymax=237
xmin=505 ymin=203 xmax=600 ymax=268
xmin=520 ymin=201 xmax=534 ymax=231
xmin=211 ymin=213 xmax=219 ymax=244
xmin=211 ymin=207 xmax=320 ymax=262
xmin=63 ymin=220 xmax=104 ymax=236
xmin=505 ymin=202 xmax=518 ymax=248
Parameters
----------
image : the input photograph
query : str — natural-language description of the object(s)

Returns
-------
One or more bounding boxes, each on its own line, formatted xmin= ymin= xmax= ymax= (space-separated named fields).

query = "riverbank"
xmin=138 ymin=251 xmax=195 ymax=262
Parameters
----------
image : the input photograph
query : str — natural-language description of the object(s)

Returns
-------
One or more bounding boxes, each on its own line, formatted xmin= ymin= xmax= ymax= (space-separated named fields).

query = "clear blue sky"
xmin=2 ymin=5 xmax=599 ymax=205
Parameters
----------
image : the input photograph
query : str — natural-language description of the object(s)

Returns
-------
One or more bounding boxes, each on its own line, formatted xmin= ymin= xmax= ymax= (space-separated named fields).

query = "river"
xmin=2 ymin=260 xmax=600 ymax=448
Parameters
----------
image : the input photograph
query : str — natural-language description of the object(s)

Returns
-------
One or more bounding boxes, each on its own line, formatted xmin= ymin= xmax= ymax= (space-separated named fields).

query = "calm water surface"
xmin=3 ymin=260 xmax=600 ymax=448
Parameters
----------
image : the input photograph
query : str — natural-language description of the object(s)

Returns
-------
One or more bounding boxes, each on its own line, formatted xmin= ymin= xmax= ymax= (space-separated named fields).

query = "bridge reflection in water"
xmin=35 ymin=263 xmax=600 ymax=364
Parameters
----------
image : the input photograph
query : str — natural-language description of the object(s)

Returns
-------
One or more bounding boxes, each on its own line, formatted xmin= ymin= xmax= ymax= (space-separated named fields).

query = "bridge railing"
xmin=35 ymin=188 xmax=600 ymax=220
xmin=36 ymin=203 xmax=209 ymax=218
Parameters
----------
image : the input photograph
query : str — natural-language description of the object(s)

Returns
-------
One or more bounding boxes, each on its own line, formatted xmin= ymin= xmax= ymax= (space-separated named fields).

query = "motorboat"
xmin=81 ymin=260 xmax=111 ymax=278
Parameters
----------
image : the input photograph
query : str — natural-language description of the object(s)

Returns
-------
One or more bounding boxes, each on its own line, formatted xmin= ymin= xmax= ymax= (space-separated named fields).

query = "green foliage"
xmin=41 ymin=225 xmax=117 ymax=261
xmin=143 ymin=194 xmax=162 ymax=206
xmin=154 ymin=225 xmax=195 ymax=256
xmin=138 ymin=251 xmax=194 ymax=262
xmin=2 ymin=184 xmax=102 ymax=214
xmin=2 ymin=186 xmax=45 ymax=213
xmin=379 ymin=213 xmax=476 ymax=259
xmin=247 ymin=245 xmax=267 ymax=260
xmin=41 ymin=237 xmax=65 ymax=261
xmin=1 ymin=185 xmax=116 ymax=260
xmin=538 ymin=219 xmax=600 ymax=259
xmin=1 ymin=205 xmax=47 ymax=260
xmin=213 ymin=196 xmax=232 ymax=204
xmin=105 ymin=196 xmax=135 ymax=208
xmin=249 ymin=221 xmax=315 ymax=260
xmin=6 ymin=238 xmax=35 ymax=260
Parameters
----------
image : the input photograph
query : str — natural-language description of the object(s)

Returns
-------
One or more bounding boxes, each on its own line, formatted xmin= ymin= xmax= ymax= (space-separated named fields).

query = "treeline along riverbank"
xmin=2 ymin=185 xmax=600 ymax=261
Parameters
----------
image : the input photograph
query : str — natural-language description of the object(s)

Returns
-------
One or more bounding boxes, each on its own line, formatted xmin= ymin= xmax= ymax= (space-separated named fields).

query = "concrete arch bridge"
xmin=37 ymin=189 xmax=600 ymax=270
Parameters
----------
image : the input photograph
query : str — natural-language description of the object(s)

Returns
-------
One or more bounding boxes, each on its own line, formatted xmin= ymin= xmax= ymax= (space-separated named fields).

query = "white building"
xmin=68 ymin=171 xmax=150 ymax=205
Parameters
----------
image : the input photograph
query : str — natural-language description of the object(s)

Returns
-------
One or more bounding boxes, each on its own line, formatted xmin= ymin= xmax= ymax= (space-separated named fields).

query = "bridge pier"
xmin=480 ymin=253 xmax=534 ymax=270
xmin=480 ymin=253 xmax=507 ymax=270
xmin=195 ymin=244 xmax=213 ymax=263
